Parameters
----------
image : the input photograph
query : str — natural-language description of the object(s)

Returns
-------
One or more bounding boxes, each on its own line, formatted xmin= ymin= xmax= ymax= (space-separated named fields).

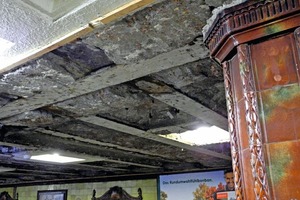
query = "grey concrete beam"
xmin=150 ymin=92 xmax=228 ymax=130
xmin=147 ymin=121 xmax=203 ymax=134
xmin=35 ymin=128 xmax=177 ymax=161
xmin=0 ymin=41 xmax=209 ymax=119
xmin=135 ymin=80 xmax=228 ymax=130
xmin=79 ymin=115 xmax=231 ymax=160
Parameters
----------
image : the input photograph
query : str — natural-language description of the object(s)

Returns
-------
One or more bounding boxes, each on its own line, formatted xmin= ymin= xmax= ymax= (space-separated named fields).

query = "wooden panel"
xmin=223 ymin=60 xmax=243 ymax=200
xmin=266 ymin=141 xmax=300 ymax=199
xmin=258 ymin=85 xmax=300 ymax=143
xmin=251 ymin=33 xmax=299 ymax=91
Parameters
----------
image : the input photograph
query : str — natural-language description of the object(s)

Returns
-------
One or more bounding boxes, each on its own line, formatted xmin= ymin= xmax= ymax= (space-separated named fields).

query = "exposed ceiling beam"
xmin=0 ymin=154 xmax=124 ymax=174
xmin=0 ymin=41 xmax=209 ymax=119
xmin=11 ymin=132 xmax=164 ymax=169
xmin=0 ymin=172 xmax=61 ymax=178
xmin=135 ymin=80 xmax=227 ymax=130
xmin=147 ymin=121 xmax=202 ymax=133
xmin=16 ymin=169 xmax=78 ymax=176
xmin=35 ymin=128 xmax=178 ymax=161
xmin=79 ymin=115 xmax=231 ymax=160
xmin=1 ymin=147 xmax=158 ymax=171
xmin=150 ymin=92 xmax=228 ymax=130
xmin=71 ymin=163 xmax=127 ymax=172
xmin=35 ymin=149 xmax=162 ymax=170
xmin=0 ymin=127 xmax=163 ymax=170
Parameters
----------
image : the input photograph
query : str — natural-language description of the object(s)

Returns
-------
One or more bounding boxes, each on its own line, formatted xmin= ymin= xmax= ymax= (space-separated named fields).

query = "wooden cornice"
xmin=204 ymin=0 xmax=300 ymax=63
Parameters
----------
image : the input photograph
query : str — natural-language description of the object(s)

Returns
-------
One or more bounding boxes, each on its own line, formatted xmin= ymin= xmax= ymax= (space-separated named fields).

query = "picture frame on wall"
xmin=37 ymin=190 xmax=67 ymax=200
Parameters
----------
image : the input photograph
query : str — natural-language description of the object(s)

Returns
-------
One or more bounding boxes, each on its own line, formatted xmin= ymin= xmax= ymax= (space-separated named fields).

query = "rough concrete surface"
xmin=0 ymin=0 xmax=236 ymax=185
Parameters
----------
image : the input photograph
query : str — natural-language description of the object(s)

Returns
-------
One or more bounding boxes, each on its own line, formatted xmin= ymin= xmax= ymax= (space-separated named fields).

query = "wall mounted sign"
xmin=159 ymin=170 xmax=236 ymax=200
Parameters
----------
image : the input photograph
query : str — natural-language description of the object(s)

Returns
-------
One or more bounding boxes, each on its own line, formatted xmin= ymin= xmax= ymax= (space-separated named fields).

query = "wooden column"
xmin=204 ymin=0 xmax=300 ymax=199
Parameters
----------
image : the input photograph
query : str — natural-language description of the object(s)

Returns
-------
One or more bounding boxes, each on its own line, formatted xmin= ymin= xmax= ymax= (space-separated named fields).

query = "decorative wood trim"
xmin=223 ymin=61 xmax=243 ymax=200
xmin=92 ymin=187 xmax=142 ymax=200
xmin=294 ymin=27 xmax=300 ymax=84
xmin=204 ymin=0 xmax=300 ymax=56
xmin=295 ymin=27 xmax=300 ymax=45
xmin=295 ymin=27 xmax=300 ymax=60
xmin=237 ymin=44 xmax=270 ymax=200
xmin=0 ymin=191 xmax=18 ymax=200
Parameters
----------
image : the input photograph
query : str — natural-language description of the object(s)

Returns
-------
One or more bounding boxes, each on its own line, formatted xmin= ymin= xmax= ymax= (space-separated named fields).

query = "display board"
xmin=159 ymin=170 xmax=236 ymax=200
xmin=37 ymin=190 xmax=67 ymax=200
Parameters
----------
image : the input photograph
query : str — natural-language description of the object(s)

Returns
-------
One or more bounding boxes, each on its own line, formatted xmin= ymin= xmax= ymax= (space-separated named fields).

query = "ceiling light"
xmin=0 ymin=38 xmax=14 ymax=54
xmin=30 ymin=153 xmax=85 ymax=163
xmin=160 ymin=126 xmax=230 ymax=146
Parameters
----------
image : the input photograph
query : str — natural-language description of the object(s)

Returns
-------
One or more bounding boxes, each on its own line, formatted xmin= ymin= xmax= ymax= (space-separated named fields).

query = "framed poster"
xmin=159 ymin=170 xmax=235 ymax=200
xmin=37 ymin=190 xmax=67 ymax=200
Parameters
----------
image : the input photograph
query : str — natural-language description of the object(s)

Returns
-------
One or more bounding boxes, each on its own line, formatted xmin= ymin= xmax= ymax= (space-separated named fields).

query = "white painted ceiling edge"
xmin=19 ymin=0 xmax=89 ymax=20
xmin=0 ymin=0 xmax=135 ymax=70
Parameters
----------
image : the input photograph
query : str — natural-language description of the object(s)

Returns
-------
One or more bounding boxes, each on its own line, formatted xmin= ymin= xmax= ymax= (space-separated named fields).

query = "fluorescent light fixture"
xmin=160 ymin=126 xmax=230 ymax=146
xmin=30 ymin=153 xmax=85 ymax=163
xmin=0 ymin=166 xmax=16 ymax=172
xmin=0 ymin=38 xmax=14 ymax=54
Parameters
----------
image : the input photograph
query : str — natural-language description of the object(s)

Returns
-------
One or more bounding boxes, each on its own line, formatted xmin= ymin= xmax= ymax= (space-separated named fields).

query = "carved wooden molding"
xmin=223 ymin=61 xmax=243 ymax=200
xmin=0 ymin=191 xmax=18 ymax=200
xmin=92 ymin=186 xmax=143 ymax=200
xmin=294 ymin=27 xmax=300 ymax=84
xmin=237 ymin=44 xmax=270 ymax=200
xmin=204 ymin=0 xmax=300 ymax=55
xmin=295 ymin=27 xmax=300 ymax=58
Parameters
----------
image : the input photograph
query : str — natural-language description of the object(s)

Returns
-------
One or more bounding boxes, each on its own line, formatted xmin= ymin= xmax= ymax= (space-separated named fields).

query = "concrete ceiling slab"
xmin=0 ymin=0 xmax=236 ymax=186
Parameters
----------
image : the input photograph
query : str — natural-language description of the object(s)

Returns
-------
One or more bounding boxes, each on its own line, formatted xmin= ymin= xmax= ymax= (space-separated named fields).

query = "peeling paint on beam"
xmin=0 ymin=42 xmax=209 ymax=119
xmin=150 ymin=92 xmax=228 ymax=130
xmin=79 ymin=116 xmax=231 ymax=160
